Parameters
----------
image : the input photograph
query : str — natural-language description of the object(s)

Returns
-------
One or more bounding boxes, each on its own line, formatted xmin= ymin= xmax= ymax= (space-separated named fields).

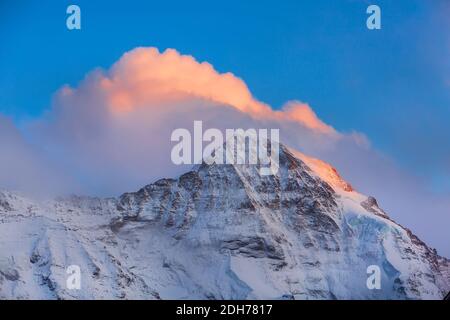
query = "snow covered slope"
xmin=0 ymin=144 xmax=448 ymax=299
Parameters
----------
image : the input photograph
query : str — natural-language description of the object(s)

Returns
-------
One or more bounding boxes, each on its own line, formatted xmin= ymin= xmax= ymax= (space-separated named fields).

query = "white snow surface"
xmin=0 ymin=144 xmax=448 ymax=299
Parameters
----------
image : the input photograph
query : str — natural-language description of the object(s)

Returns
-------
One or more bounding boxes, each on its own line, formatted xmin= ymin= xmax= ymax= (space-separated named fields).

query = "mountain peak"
xmin=286 ymin=148 xmax=354 ymax=193
xmin=0 ymin=144 xmax=449 ymax=299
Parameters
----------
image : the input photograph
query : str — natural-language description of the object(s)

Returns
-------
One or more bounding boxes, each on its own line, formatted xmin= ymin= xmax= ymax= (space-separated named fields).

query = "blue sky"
xmin=1 ymin=0 xmax=449 ymax=192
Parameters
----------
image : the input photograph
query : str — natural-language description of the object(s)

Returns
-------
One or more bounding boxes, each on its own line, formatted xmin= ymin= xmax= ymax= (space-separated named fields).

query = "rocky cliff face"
xmin=0 ymin=144 xmax=448 ymax=299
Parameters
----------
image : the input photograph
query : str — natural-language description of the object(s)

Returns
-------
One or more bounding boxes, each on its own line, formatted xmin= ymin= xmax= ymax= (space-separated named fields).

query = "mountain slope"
xmin=0 ymin=144 xmax=448 ymax=299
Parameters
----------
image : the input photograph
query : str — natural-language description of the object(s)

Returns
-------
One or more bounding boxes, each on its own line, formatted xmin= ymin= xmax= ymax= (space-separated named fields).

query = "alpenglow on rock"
xmin=0 ymin=144 xmax=449 ymax=299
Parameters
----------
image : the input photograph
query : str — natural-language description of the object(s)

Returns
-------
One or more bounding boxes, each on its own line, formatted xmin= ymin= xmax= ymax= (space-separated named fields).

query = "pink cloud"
xmin=277 ymin=101 xmax=336 ymax=134
xmin=30 ymin=47 xmax=408 ymax=197
xmin=35 ymin=47 xmax=355 ymax=194
xmin=90 ymin=47 xmax=271 ymax=115
xmin=59 ymin=47 xmax=336 ymax=135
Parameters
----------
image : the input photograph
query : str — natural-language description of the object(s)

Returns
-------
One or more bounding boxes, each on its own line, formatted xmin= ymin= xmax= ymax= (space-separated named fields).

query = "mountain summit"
xmin=0 ymin=144 xmax=448 ymax=299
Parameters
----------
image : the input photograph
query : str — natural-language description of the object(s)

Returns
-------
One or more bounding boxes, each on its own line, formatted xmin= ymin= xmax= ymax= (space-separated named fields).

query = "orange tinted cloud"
xmin=98 ymin=47 xmax=271 ymax=115
xmin=46 ymin=46 xmax=371 ymax=197
xmin=66 ymin=47 xmax=336 ymax=136
xmin=277 ymin=101 xmax=336 ymax=134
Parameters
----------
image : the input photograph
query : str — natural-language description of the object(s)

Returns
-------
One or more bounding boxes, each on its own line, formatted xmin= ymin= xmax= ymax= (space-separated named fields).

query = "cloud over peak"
xmin=1 ymin=46 xmax=448 ymax=256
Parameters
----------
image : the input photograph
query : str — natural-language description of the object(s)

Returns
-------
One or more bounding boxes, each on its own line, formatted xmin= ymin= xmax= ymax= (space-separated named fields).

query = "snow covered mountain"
xmin=0 ymin=143 xmax=449 ymax=299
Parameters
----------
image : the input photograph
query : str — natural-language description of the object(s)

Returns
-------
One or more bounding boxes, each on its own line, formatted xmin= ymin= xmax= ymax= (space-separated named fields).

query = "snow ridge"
xmin=0 ymin=144 xmax=448 ymax=299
